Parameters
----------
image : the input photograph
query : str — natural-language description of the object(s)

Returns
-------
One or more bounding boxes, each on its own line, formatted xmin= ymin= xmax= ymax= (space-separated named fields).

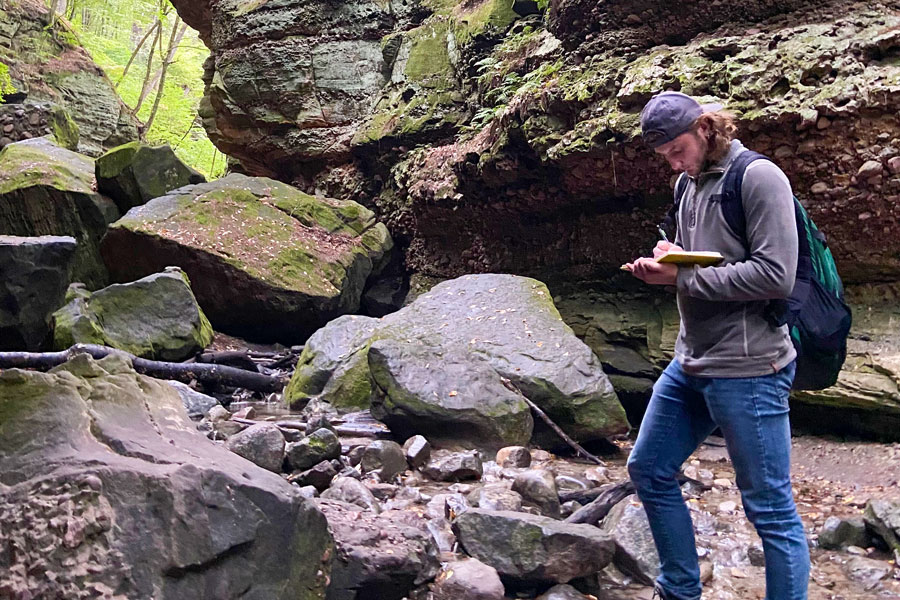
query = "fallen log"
xmin=564 ymin=480 xmax=635 ymax=525
xmin=0 ymin=344 xmax=285 ymax=393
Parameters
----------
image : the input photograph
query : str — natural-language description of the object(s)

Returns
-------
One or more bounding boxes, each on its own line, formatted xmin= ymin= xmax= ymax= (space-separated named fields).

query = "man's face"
xmin=654 ymin=125 xmax=708 ymax=176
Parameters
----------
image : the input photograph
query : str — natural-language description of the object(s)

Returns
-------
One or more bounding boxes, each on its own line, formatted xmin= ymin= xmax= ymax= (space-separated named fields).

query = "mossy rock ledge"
xmin=285 ymin=273 xmax=629 ymax=450
xmin=100 ymin=173 xmax=393 ymax=342
xmin=51 ymin=267 xmax=214 ymax=362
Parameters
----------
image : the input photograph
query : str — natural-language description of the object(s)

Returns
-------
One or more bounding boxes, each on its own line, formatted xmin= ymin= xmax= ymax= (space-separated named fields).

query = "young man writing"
xmin=625 ymin=91 xmax=810 ymax=600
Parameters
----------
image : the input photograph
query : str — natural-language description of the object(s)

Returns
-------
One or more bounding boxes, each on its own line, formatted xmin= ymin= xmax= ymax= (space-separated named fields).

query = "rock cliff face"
xmin=0 ymin=0 xmax=139 ymax=156
xmin=171 ymin=0 xmax=900 ymax=285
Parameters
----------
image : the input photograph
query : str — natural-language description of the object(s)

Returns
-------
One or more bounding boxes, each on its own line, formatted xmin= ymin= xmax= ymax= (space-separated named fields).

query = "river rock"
xmin=0 ymin=235 xmax=76 ymax=351
xmin=864 ymin=499 xmax=900 ymax=552
xmin=287 ymin=274 xmax=627 ymax=447
xmin=285 ymin=428 xmax=342 ymax=471
xmin=432 ymin=558 xmax=505 ymax=600
xmin=360 ymin=440 xmax=408 ymax=482
xmin=0 ymin=138 xmax=119 ymax=288
xmin=536 ymin=584 xmax=592 ymax=600
xmin=453 ymin=509 xmax=615 ymax=584
xmin=468 ymin=484 xmax=523 ymax=512
xmin=402 ymin=435 xmax=432 ymax=469
xmin=51 ymin=267 xmax=213 ymax=361
xmin=291 ymin=460 xmax=339 ymax=491
xmin=819 ymin=515 xmax=871 ymax=550
xmin=100 ymin=173 xmax=392 ymax=343
xmin=0 ymin=353 xmax=330 ymax=599
xmin=512 ymin=470 xmax=560 ymax=518
xmin=496 ymin=446 xmax=532 ymax=468
xmin=599 ymin=494 xmax=659 ymax=585
xmin=321 ymin=476 xmax=382 ymax=513
xmin=422 ymin=450 xmax=483 ymax=482
xmin=224 ymin=423 xmax=286 ymax=473
xmin=845 ymin=556 xmax=892 ymax=589
xmin=95 ymin=141 xmax=205 ymax=212
xmin=317 ymin=500 xmax=440 ymax=600
xmin=168 ymin=380 xmax=219 ymax=419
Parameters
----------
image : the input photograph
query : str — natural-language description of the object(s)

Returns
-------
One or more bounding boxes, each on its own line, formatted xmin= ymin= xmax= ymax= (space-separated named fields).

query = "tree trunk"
xmin=132 ymin=17 xmax=162 ymax=117
xmin=117 ymin=19 xmax=159 ymax=88
xmin=145 ymin=18 xmax=187 ymax=132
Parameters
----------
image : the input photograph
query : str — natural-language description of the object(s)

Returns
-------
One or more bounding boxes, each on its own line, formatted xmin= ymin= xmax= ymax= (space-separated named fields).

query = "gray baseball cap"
xmin=640 ymin=91 xmax=724 ymax=148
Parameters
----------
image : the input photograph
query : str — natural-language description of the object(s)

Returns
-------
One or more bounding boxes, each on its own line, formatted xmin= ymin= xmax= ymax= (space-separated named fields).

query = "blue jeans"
xmin=626 ymin=359 xmax=809 ymax=600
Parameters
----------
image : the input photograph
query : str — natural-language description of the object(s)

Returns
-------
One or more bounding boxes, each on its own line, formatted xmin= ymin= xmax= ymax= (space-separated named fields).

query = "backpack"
xmin=667 ymin=151 xmax=852 ymax=390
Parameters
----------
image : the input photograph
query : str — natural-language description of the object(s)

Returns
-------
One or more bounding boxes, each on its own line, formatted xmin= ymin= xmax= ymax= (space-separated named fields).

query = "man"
xmin=625 ymin=91 xmax=810 ymax=600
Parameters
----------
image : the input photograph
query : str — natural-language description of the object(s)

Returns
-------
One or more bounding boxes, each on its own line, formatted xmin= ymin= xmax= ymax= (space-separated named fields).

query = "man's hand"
xmin=625 ymin=241 xmax=683 ymax=286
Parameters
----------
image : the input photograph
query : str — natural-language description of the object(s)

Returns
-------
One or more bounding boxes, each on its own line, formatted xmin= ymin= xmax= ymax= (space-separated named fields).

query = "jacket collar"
xmin=694 ymin=139 xmax=746 ymax=185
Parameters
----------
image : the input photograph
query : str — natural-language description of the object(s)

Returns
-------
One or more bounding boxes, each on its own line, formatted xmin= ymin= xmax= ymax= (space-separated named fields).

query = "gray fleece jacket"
xmin=673 ymin=139 xmax=798 ymax=377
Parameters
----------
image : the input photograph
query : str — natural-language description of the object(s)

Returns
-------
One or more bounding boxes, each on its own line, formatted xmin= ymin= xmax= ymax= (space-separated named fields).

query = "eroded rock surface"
xmin=0 ymin=354 xmax=331 ymax=599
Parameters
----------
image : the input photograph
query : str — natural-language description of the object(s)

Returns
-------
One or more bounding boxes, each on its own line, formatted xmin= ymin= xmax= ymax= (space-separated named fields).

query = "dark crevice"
xmin=163 ymin=540 xmax=255 ymax=578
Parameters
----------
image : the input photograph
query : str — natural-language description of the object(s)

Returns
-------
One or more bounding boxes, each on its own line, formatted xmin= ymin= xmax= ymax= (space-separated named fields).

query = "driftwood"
xmin=564 ymin=480 xmax=636 ymax=524
xmin=196 ymin=351 xmax=259 ymax=372
xmin=499 ymin=377 xmax=606 ymax=467
xmin=0 ymin=344 xmax=285 ymax=393
xmin=231 ymin=416 xmax=390 ymax=438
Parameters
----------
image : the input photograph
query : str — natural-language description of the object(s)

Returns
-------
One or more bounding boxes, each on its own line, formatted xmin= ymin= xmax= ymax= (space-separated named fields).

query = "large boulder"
xmin=0 ymin=354 xmax=331 ymax=599
xmin=0 ymin=235 xmax=76 ymax=351
xmin=100 ymin=173 xmax=392 ymax=342
xmin=286 ymin=274 xmax=628 ymax=448
xmin=51 ymin=267 xmax=214 ymax=361
xmin=452 ymin=509 xmax=615 ymax=584
xmin=598 ymin=494 xmax=659 ymax=585
xmin=0 ymin=138 xmax=119 ymax=288
xmin=95 ymin=142 xmax=206 ymax=213
xmin=864 ymin=499 xmax=900 ymax=552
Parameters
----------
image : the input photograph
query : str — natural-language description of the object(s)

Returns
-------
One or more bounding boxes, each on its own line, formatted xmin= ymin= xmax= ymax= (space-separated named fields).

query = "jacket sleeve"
xmin=675 ymin=160 xmax=798 ymax=302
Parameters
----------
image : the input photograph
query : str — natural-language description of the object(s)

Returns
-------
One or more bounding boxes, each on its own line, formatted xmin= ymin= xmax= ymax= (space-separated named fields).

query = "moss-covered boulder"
xmin=96 ymin=142 xmax=206 ymax=212
xmin=286 ymin=274 xmax=628 ymax=448
xmin=51 ymin=267 xmax=214 ymax=361
xmin=0 ymin=353 xmax=331 ymax=599
xmin=100 ymin=173 xmax=393 ymax=342
xmin=0 ymin=138 xmax=119 ymax=289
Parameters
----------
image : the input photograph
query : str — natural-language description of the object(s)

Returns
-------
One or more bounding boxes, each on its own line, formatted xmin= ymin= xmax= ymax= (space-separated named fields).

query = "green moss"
xmin=0 ymin=61 xmax=14 ymax=103
xmin=0 ymin=139 xmax=95 ymax=196
xmin=95 ymin=141 xmax=141 ymax=178
xmin=404 ymin=21 xmax=454 ymax=88
xmin=49 ymin=106 xmax=80 ymax=151
xmin=453 ymin=0 xmax=519 ymax=46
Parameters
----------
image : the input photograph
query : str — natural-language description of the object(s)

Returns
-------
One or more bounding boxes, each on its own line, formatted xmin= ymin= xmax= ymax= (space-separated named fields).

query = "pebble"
xmin=718 ymin=501 xmax=738 ymax=513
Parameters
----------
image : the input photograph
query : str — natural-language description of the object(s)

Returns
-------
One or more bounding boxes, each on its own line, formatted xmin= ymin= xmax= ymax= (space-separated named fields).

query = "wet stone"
xmin=285 ymin=428 xmax=341 ymax=471
xmin=496 ymin=446 xmax=531 ymax=468
xmin=289 ymin=460 xmax=338 ymax=491
xmin=224 ymin=423 xmax=285 ymax=473
xmin=512 ymin=470 xmax=560 ymax=518
xmin=468 ymin=484 xmax=523 ymax=512
xmin=432 ymin=558 xmax=505 ymax=600
xmin=422 ymin=451 xmax=484 ymax=483
xmin=321 ymin=476 xmax=381 ymax=513
xmin=819 ymin=515 xmax=870 ymax=550
xmin=361 ymin=440 xmax=408 ymax=482
xmin=403 ymin=435 xmax=431 ymax=469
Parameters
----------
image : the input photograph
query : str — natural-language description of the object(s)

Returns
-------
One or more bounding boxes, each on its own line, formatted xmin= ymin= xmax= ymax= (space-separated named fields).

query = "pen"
xmin=657 ymin=224 xmax=669 ymax=243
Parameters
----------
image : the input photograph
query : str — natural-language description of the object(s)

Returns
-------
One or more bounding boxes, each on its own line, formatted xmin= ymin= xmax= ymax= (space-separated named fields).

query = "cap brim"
xmin=700 ymin=102 xmax=724 ymax=113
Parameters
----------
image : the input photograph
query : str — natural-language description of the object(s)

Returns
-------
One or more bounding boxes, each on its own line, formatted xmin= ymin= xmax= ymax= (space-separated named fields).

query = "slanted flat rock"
xmin=100 ymin=173 xmax=392 ymax=342
xmin=453 ymin=509 xmax=615 ymax=584
xmin=0 ymin=235 xmax=76 ymax=351
xmin=599 ymin=494 xmax=659 ymax=585
xmin=51 ymin=267 xmax=213 ymax=361
xmin=287 ymin=274 xmax=628 ymax=448
xmin=0 ymin=354 xmax=331 ymax=599
xmin=432 ymin=558 xmax=505 ymax=600
xmin=0 ymin=138 xmax=118 ymax=288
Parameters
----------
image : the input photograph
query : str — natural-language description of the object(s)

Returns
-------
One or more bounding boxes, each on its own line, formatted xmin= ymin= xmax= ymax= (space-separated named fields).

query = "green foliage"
xmin=0 ymin=62 xmax=15 ymax=103
xmin=65 ymin=0 xmax=225 ymax=178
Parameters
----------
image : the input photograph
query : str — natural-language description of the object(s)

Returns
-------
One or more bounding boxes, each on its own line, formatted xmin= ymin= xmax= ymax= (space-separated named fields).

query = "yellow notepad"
xmin=655 ymin=250 xmax=724 ymax=266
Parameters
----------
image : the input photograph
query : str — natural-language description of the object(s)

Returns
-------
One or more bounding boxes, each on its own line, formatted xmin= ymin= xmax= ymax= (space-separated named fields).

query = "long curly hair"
xmin=695 ymin=111 xmax=738 ymax=163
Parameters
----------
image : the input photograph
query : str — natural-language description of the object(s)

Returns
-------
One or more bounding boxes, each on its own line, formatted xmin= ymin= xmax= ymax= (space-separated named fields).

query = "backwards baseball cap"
xmin=640 ymin=91 xmax=724 ymax=148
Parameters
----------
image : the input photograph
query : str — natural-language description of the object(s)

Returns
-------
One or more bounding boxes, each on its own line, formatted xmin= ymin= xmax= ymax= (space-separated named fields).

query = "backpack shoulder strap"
xmin=663 ymin=172 xmax=690 ymax=235
xmin=721 ymin=150 xmax=769 ymax=244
